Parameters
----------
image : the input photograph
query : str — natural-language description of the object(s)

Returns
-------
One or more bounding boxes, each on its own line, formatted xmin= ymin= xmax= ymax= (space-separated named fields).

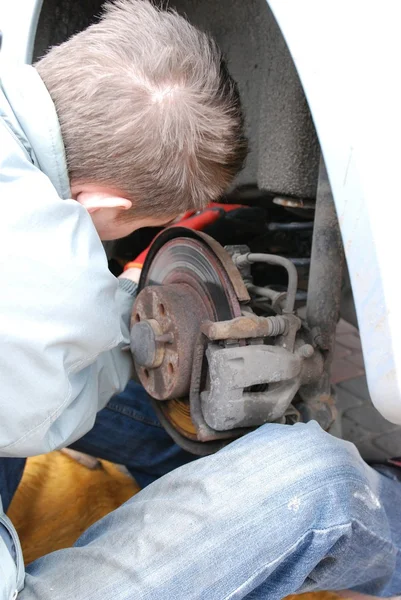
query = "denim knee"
xmin=215 ymin=420 xmax=375 ymax=522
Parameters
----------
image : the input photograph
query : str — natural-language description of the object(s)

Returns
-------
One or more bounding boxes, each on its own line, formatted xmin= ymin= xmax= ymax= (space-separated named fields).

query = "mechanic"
xmin=0 ymin=1 xmax=400 ymax=599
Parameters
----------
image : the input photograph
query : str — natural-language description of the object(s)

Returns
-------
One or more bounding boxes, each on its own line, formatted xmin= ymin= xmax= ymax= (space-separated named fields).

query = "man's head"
xmin=35 ymin=0 xmax=247 ymax=239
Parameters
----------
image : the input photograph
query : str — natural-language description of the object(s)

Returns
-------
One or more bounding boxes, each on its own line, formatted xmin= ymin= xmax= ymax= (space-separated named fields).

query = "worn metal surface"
xmin=247 ymin=284 xmax=287 ymax=313
xmin=306 ymin=160 xmax=344 ymax=368
xmin=130 ymin=227 xmax=327 ymax=451
xmin=132 ymin=284 xmax=210 ymax=399
xmin=201 ymin=315 xmax=288 ymax=340
xmin=224 ymin=245 xmax=253 ymax=287
xmin=132 ymin=229 xmax=247 ymax=399
xmin=194 ymin=231 xmax=250 ymax=303
xmin=202 ymin=342 xmax=323 ymax=431
xmin=299 ymin=159 xmax=344 ymax=427
xmin=236 ymin=253 xmax=298 ymax=313
xmin=138 ymin=228 xmax=249 ymax=308
xmin=133 ymin=228 xmax=248 ymax=452
xmin=188 ymin=332 xmax=248 ymax=446
xmin=130 ymin=319 xmax=165 ymax=369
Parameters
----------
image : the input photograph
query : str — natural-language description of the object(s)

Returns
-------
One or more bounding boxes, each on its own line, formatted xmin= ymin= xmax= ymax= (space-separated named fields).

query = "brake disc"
xmin=130 ymin=227 xmax=249 ymax=455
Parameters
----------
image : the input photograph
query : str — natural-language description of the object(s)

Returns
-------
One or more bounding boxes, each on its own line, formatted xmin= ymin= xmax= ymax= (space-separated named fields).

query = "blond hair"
xmin=35 ymin=0 xmax=247 ymax=218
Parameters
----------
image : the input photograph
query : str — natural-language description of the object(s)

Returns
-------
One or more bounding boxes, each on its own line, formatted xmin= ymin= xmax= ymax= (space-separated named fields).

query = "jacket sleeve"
xmin=0 ymin=124 xmax=134 ymax=457
xmin=0 ymin=510 xmax=24 ymax=599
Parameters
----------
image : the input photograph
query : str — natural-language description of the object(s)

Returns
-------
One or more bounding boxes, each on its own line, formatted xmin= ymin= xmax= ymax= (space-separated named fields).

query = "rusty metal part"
xmin=131 ymin=228 xmax=248 ymax=452
xmin=189 ymin=332 xmax=248 ymax=446
xmin=224 ymin=245 xmax=253 ymax=286
xmin=300 ymin=160 xmax=344 ymax=426
xmin=297 ymin=393 xmax=337 ymax=432
xmin=298 ymin=344 xmax=314 ymax=359
xmin=138 ymin=228 xmax=250 ymax=305
xmin=195 ymin=232 xmax=250 ymax=303
xmin=304 ymin=161 xmax=344 ymax=382
xmin=150 ymin=331 xmax=243 ymax=455
xmin=130 ymin=319 xmax=165 ymax=369
xmin=299 ymin=159 xmax=344 ymax=428
xmin=299 ymin=345 xmax=324 ymax=385
xmin=274 ymin=313 xmax=301 ymax=353
xmin=162 ymin=399 xmax=197 ymax=438
xmin=129 ymin=222 xmax=334 ymax=453
xmin=201 ymin=315 xmax=288 ymax=340
xmin=132 ymin=284 xmax=210 ymax=399
xmin=139 ymin=242 xmax=242 ymax=323
xmin=133 ymin=230 xmax=246 ymax=401
xmin=306 ymin=159 xmax=344 ymax=356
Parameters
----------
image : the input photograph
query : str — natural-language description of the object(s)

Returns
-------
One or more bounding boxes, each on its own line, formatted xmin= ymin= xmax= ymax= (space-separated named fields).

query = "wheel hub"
xmin=131 ymin=283 xmax=210 ymax=400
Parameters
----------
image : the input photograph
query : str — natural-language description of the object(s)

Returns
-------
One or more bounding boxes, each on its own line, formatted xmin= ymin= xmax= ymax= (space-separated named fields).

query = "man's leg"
xmin=22 ymin=422 xmax=401 ymax=599
xmin=70 ymin=381 xmax=196 ymax=488
xmin=0 ymin=458 xmax=26 ymax=513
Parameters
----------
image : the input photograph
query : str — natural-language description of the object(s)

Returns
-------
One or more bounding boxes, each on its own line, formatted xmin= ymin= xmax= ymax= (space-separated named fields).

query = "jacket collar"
xmin=1 ymin=65 xmax=71 ymax=199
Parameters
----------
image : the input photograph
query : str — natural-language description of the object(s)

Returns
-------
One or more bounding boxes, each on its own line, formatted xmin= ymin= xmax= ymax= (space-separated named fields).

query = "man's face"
xmin=71 ymin=183 xmax=177 ymax=240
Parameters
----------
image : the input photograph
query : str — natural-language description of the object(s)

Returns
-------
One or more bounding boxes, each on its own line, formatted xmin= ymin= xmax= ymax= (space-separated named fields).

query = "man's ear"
xmin=76 ymin=192 xmax=132 ymax=214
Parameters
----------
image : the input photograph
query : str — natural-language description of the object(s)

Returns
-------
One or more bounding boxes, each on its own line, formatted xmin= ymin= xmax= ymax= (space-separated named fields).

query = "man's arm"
xmin=0 ymin=132 xmax=134 ymax=457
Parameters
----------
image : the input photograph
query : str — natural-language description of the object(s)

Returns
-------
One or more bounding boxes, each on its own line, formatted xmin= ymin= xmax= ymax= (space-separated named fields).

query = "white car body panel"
xmin=268 ymin=1 xmax=401 ymax=424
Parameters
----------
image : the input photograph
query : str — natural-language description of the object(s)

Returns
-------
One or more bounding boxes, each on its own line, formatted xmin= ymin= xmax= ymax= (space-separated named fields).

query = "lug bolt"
xmin=299 ymin=344 xmax=314 ymax=358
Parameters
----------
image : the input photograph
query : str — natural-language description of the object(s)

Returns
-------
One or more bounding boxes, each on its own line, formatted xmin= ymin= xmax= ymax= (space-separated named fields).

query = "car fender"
xmin=268 ymin=0 xmax=401 ymax=424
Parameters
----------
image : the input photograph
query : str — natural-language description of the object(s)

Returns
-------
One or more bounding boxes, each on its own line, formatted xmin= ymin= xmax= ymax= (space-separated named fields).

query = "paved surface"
xmin=332 ymin=320 xmax=401 ymax=460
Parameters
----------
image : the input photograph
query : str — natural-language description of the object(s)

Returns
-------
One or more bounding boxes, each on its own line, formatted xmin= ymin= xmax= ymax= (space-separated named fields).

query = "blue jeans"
xmin=71 ymin=381 xmax=197 ymax=489
xmin=1 ymin=382 xmax=401 ymax=598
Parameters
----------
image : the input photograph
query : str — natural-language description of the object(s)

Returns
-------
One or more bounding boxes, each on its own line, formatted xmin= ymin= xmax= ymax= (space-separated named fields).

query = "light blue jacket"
xmin=0 ymin=65 xmax=135 ymax=598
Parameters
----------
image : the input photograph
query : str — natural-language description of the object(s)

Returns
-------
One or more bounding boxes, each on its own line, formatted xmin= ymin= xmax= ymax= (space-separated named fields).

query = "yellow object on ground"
xmin=8 ymin=451 xmax=341 ymax=600
xmin=8 ymin=451 xmax=140 ymax=565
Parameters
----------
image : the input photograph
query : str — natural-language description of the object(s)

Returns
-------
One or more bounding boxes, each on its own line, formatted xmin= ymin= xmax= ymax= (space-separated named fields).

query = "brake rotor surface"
xmin=132 ymin=228 xmax=245 ymax=452
xmin=140 ymin=237 xmax=241 ymax=321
